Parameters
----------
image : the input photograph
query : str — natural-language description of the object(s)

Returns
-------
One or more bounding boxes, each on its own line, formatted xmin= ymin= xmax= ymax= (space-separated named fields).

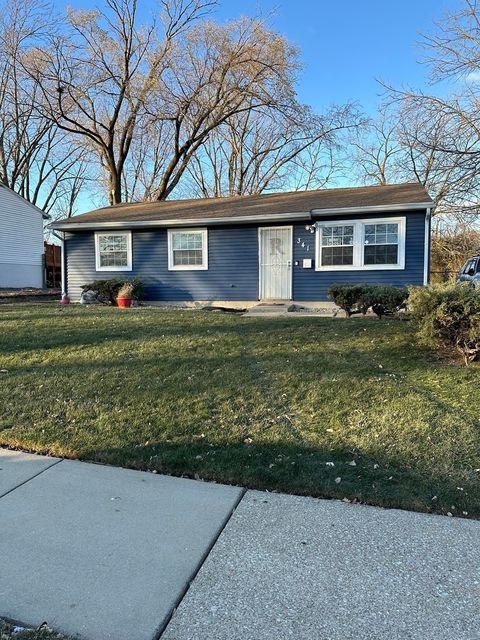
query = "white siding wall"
xmin=0 ymin=185 xmax=44 ymax=288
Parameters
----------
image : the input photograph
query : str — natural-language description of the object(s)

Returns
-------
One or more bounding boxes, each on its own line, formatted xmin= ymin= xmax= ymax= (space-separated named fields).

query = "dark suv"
xmin=457 ymin=256 xmax=480 ymax=287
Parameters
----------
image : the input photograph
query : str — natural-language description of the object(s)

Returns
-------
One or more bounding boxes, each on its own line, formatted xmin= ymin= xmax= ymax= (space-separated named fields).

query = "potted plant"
xmin=116 ymin=282 xmax=135 ymax=308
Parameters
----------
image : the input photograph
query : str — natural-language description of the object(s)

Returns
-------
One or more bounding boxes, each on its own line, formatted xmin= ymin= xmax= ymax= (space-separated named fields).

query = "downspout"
xmin=52 ymin=230 xmax=67 ymax=298
xmin=423 ymin=207 xmax=431 ymax=286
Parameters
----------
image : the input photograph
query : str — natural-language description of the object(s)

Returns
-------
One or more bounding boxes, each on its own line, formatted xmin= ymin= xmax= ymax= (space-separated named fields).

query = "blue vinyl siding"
xmin=66 ymin=226 xmax=259 ymax=301
xmin=65 ymin=210 xmax=427 ymax=302
xmin=292 ymin=210 xmax=426 ymax=300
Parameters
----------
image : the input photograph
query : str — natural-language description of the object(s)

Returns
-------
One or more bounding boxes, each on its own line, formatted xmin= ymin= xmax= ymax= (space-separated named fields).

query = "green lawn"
xmin=1 ymin=303 xmax=479 ymax=517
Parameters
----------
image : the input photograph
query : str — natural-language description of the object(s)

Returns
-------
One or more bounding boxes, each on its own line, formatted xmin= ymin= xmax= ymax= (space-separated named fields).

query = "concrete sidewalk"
xmin=0 ymin=449 xmax=243 ymax=640
xmin=1 ymin=448 xmax=479 ymax=640
xmin=164 ymin=492 xmax=480 ymax=640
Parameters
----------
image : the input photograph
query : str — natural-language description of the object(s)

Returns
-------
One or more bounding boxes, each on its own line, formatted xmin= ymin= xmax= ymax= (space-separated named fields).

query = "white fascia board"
xmin=49 ymin=211 xmax=312 ymax=231
xmin=311 ymin=202 xmax=432 ymax=216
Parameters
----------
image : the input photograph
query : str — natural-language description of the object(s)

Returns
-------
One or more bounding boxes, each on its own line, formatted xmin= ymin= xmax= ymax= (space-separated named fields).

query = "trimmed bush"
xmin=82 ymin=278 xmax=144 ymax=305
xmin=327 ymin=284 xmax=369 ymax=317
xmin=328 ymin=284 xmax=408 ymax=318
xmin=408 ymin=283 xmax=480 ymax=365
xmin=364 ymin=285 xmax=408 ymax=319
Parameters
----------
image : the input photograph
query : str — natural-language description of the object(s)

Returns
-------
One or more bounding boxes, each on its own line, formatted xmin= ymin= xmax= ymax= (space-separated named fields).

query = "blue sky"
xmin=212 ymin=0 xmax=461 ymax=115
xmin=64 ymin=0 xmax=462 ymax=116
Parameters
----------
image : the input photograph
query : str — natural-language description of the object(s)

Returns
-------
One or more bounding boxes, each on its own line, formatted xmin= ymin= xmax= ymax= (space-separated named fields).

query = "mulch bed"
xmin=0 ymin=288 xmax=60 ymax=303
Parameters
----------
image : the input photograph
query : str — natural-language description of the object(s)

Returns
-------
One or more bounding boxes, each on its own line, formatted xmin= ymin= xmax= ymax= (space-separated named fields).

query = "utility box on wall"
xmin=303 ymin=258 xmax=312 ymax=269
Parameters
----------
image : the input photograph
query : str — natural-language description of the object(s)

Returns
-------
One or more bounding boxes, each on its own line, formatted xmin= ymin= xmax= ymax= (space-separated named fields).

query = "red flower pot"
xmin=117 ymin=297 xmax=132 ymax=308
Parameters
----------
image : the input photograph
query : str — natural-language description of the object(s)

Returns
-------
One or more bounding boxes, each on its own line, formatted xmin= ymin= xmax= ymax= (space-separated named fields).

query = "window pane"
xmin=364 ymin=244 xmax=398 ymax=265
xmin=172 ymin=232 xmax=203 ymax=251
xmin=364 ymin=223 xmax=398 ymax=246
xmin=386 ymin=230 xmax=398 ymax=243
xmin=322 ymin=246 xmax=354 ymax=266
xmin=113 ymin=251 xmax=128 ymax=266
xmin=173 ymin=249 xmax=203 ymax=266
xmin=99 ymin=235 xmax=127 ymax=251
xmin=99 ymin=251 xmax=128 ymax=267
xmin=100 ymin=253 xmax=113 ymax=267
xmin=321 ymin=225 xmax=354 ymax=247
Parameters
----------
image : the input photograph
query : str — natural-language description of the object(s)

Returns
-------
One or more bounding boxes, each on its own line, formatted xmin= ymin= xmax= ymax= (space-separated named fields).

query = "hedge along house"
xmin=50 ymin=182 xmax=433 ymax=305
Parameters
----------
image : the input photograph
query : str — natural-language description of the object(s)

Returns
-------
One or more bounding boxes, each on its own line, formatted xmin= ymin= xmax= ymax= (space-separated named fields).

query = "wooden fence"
xmin=44 ymin=241 xmax=61 ymax=288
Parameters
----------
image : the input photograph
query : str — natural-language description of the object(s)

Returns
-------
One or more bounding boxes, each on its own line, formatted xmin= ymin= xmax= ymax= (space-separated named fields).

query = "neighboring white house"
xmin=0 ymin=183 xmax=49 ymax=288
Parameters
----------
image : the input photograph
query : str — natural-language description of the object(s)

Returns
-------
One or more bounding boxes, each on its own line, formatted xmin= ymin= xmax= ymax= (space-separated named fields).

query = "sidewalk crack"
xmin=152 ymin=487 xmax=247 ymax=640
xmin=0 ymin=457 xmax=63 ymax=500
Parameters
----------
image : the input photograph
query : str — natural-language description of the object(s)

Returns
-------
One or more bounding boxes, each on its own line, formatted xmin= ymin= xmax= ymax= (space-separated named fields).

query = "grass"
xmin=1 ymin=303 xmax=479 ymax=518
xmin=0 ymin=620 xmax=74 ymax=640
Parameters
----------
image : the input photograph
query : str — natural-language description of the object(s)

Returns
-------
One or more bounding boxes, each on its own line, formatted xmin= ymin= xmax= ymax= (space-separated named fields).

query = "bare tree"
xmin=348 ymin=98 xmax=479 ymax=223
xmin=375 ymin=1 xmax=480 ymax=221
xmin=31 ymin=0 xmax=214 ymax=205
xmin=121 ymin=15 xmax=306 ymax=201
xmin=348 ymin=107 xmax=401 ymax=185
xmin=0 ymin=0 xmax=87 ymax=217
xmin=181 ymin=102 xmax=359 ymax=197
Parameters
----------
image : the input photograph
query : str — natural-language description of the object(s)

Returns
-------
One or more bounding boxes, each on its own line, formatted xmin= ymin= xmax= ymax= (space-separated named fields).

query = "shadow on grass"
xmin=76 ymin=441 xmax=480 ymax=520
xmin=0 ymin=307 xmax=404 ymax=355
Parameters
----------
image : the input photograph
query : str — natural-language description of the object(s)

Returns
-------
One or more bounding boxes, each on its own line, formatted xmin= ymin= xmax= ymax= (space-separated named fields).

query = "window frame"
xmin=317 ymin=223 xmax=355 ymax=268
xmin=95 ymin=231 xmax=132 ymax=272
xmin=315 ymin=217 xmax=406 ymax=271
xmin=167 ymin=228 xmax=208 ymax=271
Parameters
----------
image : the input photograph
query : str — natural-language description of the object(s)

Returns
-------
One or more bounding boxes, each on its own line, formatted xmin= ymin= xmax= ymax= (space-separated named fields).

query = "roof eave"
xmin=48 ymin=211 xmax=312 ymax=231
xmin=49 ymin=200 xmax=433 ymax=231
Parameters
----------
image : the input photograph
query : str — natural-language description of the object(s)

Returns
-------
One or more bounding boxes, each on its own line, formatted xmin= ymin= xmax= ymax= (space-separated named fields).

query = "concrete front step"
xmin=244 ymin=302 xmax=342 ymax=317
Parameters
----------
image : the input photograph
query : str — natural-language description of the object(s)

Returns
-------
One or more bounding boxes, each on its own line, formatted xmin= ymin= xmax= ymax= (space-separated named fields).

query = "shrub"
xmin=363 ymin=285 xmax=408 ymax=319
xmin=408 ymin=283 xmax=480 ymax=365
xmin=82 ymin=278 xmax=144 ymax=305
xmin=327 ymin=284 xmax=369 ymax=317
xmin=328 ymin=284 xmax=408 ymax=319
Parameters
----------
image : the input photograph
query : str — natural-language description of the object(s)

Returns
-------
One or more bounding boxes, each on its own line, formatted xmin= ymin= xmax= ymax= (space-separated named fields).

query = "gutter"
xmin=311 ymin=202 xmax=433 ymax=216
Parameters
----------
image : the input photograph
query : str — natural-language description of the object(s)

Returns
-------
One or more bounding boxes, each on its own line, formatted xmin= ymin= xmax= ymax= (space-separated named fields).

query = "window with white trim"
xmin=168 ymin=229 xmax=208 ymax=270
xmin=95 ymin=232 xmax=132 ymax=271
xmin=315 ymin=218 xmax=405 ymax=270
xmin=363 ymin=223 xmax=399 ymax=265
xmin=319 ymin=224 xmax=354 ymax=266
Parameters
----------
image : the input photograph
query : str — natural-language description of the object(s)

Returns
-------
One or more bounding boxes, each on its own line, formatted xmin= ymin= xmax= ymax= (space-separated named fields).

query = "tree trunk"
xmin=109 ymin=170 xmax=122 ymax=205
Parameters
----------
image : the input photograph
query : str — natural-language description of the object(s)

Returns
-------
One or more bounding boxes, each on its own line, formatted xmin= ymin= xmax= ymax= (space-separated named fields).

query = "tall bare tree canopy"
xmin=183 ymin=102 xmax=360 ymax=198
xmin=0 ymin=0 xmax=87 ymax=217
xmin=351 ymin=0 xmax=480 ymax=224
xmin=7 ymin=0 xmax=358 ymax=207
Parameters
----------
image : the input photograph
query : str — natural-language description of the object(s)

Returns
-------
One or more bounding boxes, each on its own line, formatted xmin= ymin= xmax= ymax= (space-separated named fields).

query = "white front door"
xmin=259 ymin=226 xmax=293 ymax=300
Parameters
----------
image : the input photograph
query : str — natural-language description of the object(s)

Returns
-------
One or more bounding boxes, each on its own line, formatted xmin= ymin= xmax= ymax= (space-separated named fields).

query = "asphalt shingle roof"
xmin=51 ymin=182 xmax=432 ymax=229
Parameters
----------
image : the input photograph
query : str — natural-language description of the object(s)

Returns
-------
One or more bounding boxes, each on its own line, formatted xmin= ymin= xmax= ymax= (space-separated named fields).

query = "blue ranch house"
xmin=51 ymin=183 xmax=433 ymax=305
